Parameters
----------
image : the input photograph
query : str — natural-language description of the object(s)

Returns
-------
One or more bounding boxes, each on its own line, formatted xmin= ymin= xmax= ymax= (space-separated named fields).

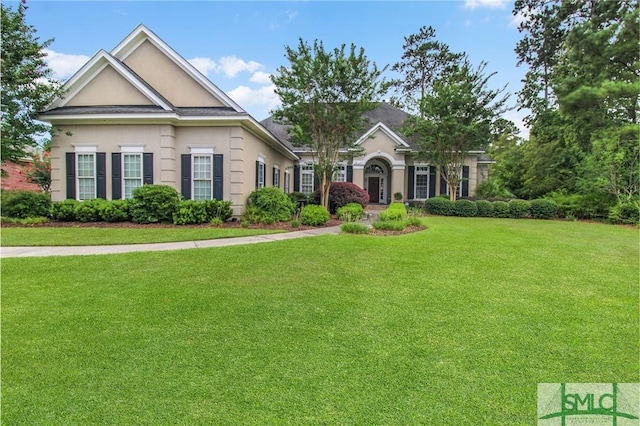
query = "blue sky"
xmin=16 ymin=0 xmax=528 ymax=135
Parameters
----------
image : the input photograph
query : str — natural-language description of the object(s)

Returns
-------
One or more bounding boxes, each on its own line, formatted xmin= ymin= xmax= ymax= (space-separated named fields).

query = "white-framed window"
xmin=273 ymin=165 xmax=280 ymax=187
xmin=193 ymin=154 xmax=213 ymax=200
xmin=76 ymin=152 xmax=96 ymax=200
xmin=415 ymin=166 xmax=430 ymax=199
xmin=257 ymin=156 xmax=265 ymax=189
xmin=334 ymin=163 xmax=346 ymax=182
xmin=301 ymin=164 xmax=314 ymax=195
xmin=284 ymin=170 xmax=291 ymax=193
xmin=123 ymin=153 xmax=143 ymax=199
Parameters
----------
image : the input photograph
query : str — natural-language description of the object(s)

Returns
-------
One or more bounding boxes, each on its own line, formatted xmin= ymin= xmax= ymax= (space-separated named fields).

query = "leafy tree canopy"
xmin=1 ymin=2 xmax=63 ymax=163
xmin=271 ymin=39 xmax=386 ymax=209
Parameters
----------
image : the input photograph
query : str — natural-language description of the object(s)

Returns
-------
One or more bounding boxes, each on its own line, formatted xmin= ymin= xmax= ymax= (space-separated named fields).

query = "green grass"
xmin=2 ymin=217 xmax=638 ymax=424
xmin=0 ymin=226 xmax=282 ymax=246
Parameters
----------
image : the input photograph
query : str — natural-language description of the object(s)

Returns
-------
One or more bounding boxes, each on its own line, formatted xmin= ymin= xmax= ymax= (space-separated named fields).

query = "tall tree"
xmin=1 ymin=2 xmax=63 ymax=163
xmin=389 ymin=25 xmax=463 ymax=116
xmin=406 ymin=60 xmax=510 ymax=200
xmin=514 ymin=0 xmax=639 ymax=204
xmin=271 ymin=39 xmax=386 ymax=209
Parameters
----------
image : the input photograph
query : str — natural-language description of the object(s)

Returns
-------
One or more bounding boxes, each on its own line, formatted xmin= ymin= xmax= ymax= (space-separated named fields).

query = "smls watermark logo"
xmin=538 ymin=383 xmax=639 ymax=425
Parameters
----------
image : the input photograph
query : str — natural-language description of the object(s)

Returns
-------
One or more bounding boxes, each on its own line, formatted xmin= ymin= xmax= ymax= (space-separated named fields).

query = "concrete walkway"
xmin=0 ymin=226 xmax=341 ymax=258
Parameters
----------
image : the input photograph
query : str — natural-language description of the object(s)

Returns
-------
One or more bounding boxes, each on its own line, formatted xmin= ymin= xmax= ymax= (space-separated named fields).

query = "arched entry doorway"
xmin=363 ymin=159 xmax=390 ymax=204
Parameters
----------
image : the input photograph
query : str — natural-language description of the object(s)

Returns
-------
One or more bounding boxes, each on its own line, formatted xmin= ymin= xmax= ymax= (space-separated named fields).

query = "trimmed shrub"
xmin=373 ymin=220 xmax=406 ymax=231
xmin=300 ymin=204 xmax=329 ymax=226
xmin=74 ymin=198 xmax=107 ymax=223
xmin=314 ymin=182 xmax=369 ymax=213
xmin=454 ymin=199 xmax=478 ymax=217
xmin=241 ymin=206 xmax=267 ymax=224
xmin=173 ymin=200 xmax=208 ymax=225
xmin=247 ymin=186 xmax=295 ymax=222
xmin=336 ymin=202 xmax=364 ymax=222
xmin=1 ymin=190 xmax=51 ymax=218
xmin=50 ymin=199 xmax=80 ymax=221
xmin=475 ymin=200 xmax=494 ymax=217
xmin=405 ymin=216 xmax=424 ymax=227
xmin=608 ymin=201 xmax=640 ymax=225
xmin=130 ymin=184 xmax=181 ymax=224
xmin=492 ymin=201 xmax=510 ymax=218
xmin=100 ymin=200 xmax=131 ymax=222
xmin=380 ymin=203 xmax=408 ymax=221
xmin=204 ymin=199 xmax=233 ymax=222
xmin=508 ymin=199 xmax=530 ymax=218
xmin=340 ymin=222 xmax=370 ymax=234
xmin=529 ymin=199 xmax=558 ymax=219
xmin=424 ymin=196 xmax=454 ymax=216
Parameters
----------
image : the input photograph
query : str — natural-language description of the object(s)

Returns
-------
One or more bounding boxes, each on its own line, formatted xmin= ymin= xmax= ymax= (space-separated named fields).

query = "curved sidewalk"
xmin=1 ymin=226 xmax=341 ymax=258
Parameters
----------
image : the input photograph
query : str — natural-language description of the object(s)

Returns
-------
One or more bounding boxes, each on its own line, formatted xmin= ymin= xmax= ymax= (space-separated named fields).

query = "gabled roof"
xmin=110 ymin=24 xmax=244 ymax=112
xmin=260 ymin=102 xmax=419 ymax=152
xmin=47 ymin=49 xmax=174 ymax=111
xmin=354 ymin=122 xmax=410 ymax=148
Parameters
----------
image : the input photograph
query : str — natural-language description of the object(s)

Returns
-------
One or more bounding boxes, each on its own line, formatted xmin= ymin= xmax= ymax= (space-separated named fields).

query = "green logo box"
xmin=538 ymin=383 xmax=639 ymax=425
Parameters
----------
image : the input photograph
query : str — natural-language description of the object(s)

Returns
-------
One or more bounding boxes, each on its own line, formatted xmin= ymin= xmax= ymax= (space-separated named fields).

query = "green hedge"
xmin=475 ymin=200 xmax=494 ymax=217
xmin=454 ymin=199 xmax=478 ymax=217
xmin=508 ymin=200 xmax=531 ymax=218
xmin=492 ymin=201 xmax=510 ymax=218
xmin=300 ymin=204 xmax=330 ymax=226
xmin=529 ymin=199 xmax=558 ymax=219
xmin=1 ymin=190 xmax=51 ymax=218
xmin=424 ymin=197 xmax=454 ymax=216
xmin=130 ymin=184 xmax=181 ymax=224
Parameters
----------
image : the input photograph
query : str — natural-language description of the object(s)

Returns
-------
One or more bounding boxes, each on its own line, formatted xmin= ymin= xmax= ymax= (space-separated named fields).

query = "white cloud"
xmin=189 ymin=57 xmax=218 ymax=76
xmin=250 ymin=71 xmax=272 ymax=84
xmin=43 ymin=49 xmax=90 ymax=80
xmin=464 ymin=0 xmax=509 ymax=9
xmin=218 ymin=56 xmax=263 ymax=78
xmin=228 ymin=84 xmax=281 ymax=115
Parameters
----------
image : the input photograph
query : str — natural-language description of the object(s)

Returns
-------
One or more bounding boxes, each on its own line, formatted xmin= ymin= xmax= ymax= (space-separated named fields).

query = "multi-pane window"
xmin=301 ymin=164 xmax=314 ymax=195
xmin=77 ymin=153 xmax=96 ymax=200
xmin=257 ymin=160 xmax=265 ymax=189
xmin=273 ymin=166 xmax=280 ymax=187
xmin=284 ymin=170 xmax=290 ymax=193
xmin=193 ymin=155 xmax=213 ymax=200
xmin=415 ymin=166 xmax=430 ymax=199
xmin=334 ymin=164 xmax=346 ymax=182
xmin=123 ymin=153 xmax=142 ymax=199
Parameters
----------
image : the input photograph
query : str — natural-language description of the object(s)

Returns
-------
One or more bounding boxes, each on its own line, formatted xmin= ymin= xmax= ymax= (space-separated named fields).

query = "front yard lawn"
xmin=2 ymin=217 xmax=637 ymax=424
xmin=0 ymin=226 xmax=283 ymax=246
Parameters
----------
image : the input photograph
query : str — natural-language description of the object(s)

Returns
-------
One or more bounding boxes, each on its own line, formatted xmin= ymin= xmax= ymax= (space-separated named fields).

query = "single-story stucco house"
xmin=41 ymin=25 xmax=492 ymax=215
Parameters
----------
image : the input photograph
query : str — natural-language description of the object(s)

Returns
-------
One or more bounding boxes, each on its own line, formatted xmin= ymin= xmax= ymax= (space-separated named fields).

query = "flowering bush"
xmin=313 ymin=182 xmax=369 ymax=213
xmin=22 ymin=151 xmax=51 ymax=192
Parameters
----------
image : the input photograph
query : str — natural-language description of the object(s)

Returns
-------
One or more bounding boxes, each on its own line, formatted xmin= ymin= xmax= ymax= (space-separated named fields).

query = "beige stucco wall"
xmin=66 ymin=66 xmax=154 ymax=106
xmin=50 ymin=123 xmax=296 ymax=215
xmin=123 ymin=40 xmax=223 ymax=107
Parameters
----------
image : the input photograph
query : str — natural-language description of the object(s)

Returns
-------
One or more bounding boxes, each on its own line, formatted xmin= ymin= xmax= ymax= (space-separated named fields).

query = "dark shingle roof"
xmin=260 ymin=102 xmax=419 ymax=151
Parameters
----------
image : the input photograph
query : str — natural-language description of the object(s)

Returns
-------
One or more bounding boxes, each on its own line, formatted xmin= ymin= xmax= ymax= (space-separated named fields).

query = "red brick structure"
xmin=1 ymin=161 xmax=41 ymax=192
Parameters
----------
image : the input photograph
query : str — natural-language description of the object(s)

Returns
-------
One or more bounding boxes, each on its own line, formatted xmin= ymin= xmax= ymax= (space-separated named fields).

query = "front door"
xmin=368 ymin=177 xmax=379 ymax=203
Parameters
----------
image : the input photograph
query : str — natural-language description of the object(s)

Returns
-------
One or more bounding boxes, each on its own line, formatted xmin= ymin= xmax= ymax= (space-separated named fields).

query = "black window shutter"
xmin=439 ymin=170 xmax=448 ymax=196
xmin=346 ymin=165 xmax=353 ymax=183
xmin=181 ymin=154 xmax=191 ymax=199
xmin=407 ymin=166 xmax=415 ymax=199
xmin=313 ymin=172 xmax=319 ymax=191
xmin=462 ymin=166 xmax=469 ymax=197
xmin=111 ymin=153 xmax=122 ymax=199
xmin=429 ymin=166 xmax=437 ymax=198
xmin=255 ymin=161 xmax=260 ymax=188
xmin=66 ymin=152 xmax=76 ymax=199
xmin=293 ymin=165 xmax=300 ymax=192
xmin=272 ymin=167 xmax=277 ymax=187
xmin=96 ymin=152 xmax=106 ymax=199
xmin=143 ymin=153 xmax=154 ymax=185
xmin=213 ymin=154 xmax=223 ymax=200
